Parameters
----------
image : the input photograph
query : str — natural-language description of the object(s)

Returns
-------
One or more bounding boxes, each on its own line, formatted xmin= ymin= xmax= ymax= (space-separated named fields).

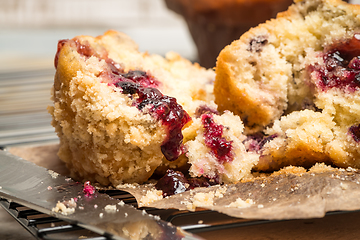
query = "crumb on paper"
xmin=340 ymin=182 xmax=348 ymax=190
xmin=186 ymin=191 xmax=215 ymax=211
xmin=346 ymin=167 xmax=357 ymax=172
xmin=104 ymin=204 xmax=117 ymax=213
xmin=226 ymin=198 xmax=254 ymax=208
xmin=258 ymin=204 xmax=264 ymax=209
xmin=214 ymin=186 xmax=227 ymax=198
xmin=99 ymin=213 xmax=104 ymax=218
xmin=52 ymin=198 xmax=77 ymax=215
xmin=309 ymin=163 xmax=336 ymax=173
xmin=116 ymin=183 xmax=140 ymax=189
xmin=118 ymin=200 xmax=125 ymax=206
xmin=139 ymin=189 xmax=163 ymax=207
xmin=48 ymin=170 xmax=60 ymax=179
xmin=47 ymin=186 xmax=52 ymax=190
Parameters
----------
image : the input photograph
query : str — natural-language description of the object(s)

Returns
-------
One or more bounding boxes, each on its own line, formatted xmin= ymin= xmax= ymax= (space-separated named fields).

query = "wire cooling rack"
xmin=0 ymin=189 xmax=273 ymax=240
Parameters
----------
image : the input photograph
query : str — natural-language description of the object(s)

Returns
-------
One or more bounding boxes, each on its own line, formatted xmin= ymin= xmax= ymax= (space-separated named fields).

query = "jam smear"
xmin=201 ymin=114 xmax=233 ymax=163
xmin=155 ymin=169 xmax=218 ymax=197
xmin=310 ymin=33 xmax=360 ymax=92
xmin=349 ymin=124 xmax=360 ymax=142
xmin=54 ymin=39 xmax=69 ymax=68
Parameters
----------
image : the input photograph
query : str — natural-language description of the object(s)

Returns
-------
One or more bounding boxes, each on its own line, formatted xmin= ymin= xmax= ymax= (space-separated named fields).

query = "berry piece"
xmin=83 ymin=181 xmax=96 ymax=197
xmin=201 ymin=114 xmax=233 ymax=163
xmin=310 ymin=33 xmax=360 ymax=92
xmin=349 ymin=124 xmax=360 ymax=142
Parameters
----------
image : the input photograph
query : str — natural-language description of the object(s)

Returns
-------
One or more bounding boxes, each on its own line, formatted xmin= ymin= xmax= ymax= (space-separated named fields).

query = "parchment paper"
xmin=8 ymin=144 xmax=360 ymax=220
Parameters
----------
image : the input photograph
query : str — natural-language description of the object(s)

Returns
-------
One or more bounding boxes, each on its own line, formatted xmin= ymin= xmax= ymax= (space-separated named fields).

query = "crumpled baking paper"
xmin=9 ymin=144 xmax=360 ymax=220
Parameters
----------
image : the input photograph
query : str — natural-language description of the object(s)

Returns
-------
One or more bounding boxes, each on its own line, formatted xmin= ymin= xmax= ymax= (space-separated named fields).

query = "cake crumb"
xmin=226 ymin=198 xmax=254 ymax=208
xmin=139 ymin=189 xmax=163 ymax=207
xmin=214 ymin=186 xmax=227 ymax=198
xmin=104 ymin=204 xmax=117 ymax=213
xmin=48 ymin=170 xmax=59 ymax=179
xmin=186 ymin=191 xmax=215 ymax=211
xmin=340 ymin=182 xmax=348 ymax=190
xmin=52 ymin=198 xmax=77 ymax=215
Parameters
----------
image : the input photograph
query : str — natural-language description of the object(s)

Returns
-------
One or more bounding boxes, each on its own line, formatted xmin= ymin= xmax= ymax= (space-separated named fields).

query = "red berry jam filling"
xmin=55 ymin=39 xmax=191 ymax=162
xmin=201 ymin=114 xmax=233 ymax=164
xmin=113 ymin=74 xmax=191 ymax=161
xmin=155 ymin=169 xmax=218 ymax=197
xmin=349 ymin=124 xmax=360 ymax=142
xmin=309 ymin=33 xmax=360 ymax=92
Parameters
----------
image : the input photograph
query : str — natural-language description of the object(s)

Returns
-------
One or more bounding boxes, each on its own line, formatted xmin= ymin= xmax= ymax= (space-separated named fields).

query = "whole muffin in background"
xmin=164 ymin=0 xmax=294 ymax=68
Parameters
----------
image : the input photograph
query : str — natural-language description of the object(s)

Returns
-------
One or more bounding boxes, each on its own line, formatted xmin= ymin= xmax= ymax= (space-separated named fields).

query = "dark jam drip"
xmin=201 ymin=114 xmax=233 ymax=163
xmin=115 ymin=74 xmax=191 ymax=161
xmin=311 ymin=33 xmax=360 ymax=92
xmin=155 ymin=169 xmax=218 ymax=197
xmin=349 ymin=124 xmax=360 ymax=142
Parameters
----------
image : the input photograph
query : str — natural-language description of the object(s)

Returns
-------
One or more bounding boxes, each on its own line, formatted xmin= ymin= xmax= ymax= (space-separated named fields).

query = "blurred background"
xmin=0 ymin=0 xmax=359 ymax=146
xmin=0 ymin=0 xmax=195 ymax=147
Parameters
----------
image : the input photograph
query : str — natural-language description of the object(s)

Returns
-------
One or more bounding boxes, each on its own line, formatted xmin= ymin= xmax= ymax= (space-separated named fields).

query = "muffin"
xmin=164 ymin=0 xmax=294 ymax=68
xmin=185 ymin=110 xmax=258 ymax=183
xmin=49 ymin=30 xmax=215 ymax=185
xmin=49 ymin=30 xmax=258 ymax=186
xmin=215 ymin=0 xmax=360 ymax=170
